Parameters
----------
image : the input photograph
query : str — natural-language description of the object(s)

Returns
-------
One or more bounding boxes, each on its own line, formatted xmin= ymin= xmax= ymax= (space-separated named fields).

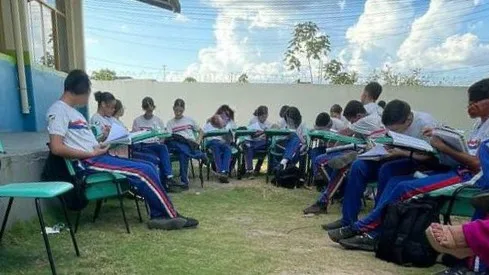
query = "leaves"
xmin=367 ymin=66 xmax=426 ymax=86
xmin=91 ymin=69 xmax=117 ymax=80
xmin=183 ymin=77 xmax=197 ymax=83
xmin=323 ymin=59 xmax=358 ymax=85
xmin=237 ymin=73 xmax=249 ymax=83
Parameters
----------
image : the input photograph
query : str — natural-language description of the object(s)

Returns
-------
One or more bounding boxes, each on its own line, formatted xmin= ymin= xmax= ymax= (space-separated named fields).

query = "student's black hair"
xmin=364 ymin=81 xmax=383 ymax=101
xmin=253 ymin=105 xmax=268 ymax=117
xmin=378 ymin=100 xmax=387 ymax=109
xmin=285 ymin=106 xmax=302 ymax=127
xmin=315 ymin=112 xmax=331 ymax=127
xmin=382 ymin=99 xmax=411 ymax=126
xmin=142 ymin=97 xmax=155 ymax=110
xmin=64 ymin=69 xmax=91 ymax=95
xmin=94 ymin=91 xmax=115 ymax=106
xmin=343 ymin=100 xmax=367 ymax=119
xmin=173 ymin=98 xmax=185 ymax=109
xmin=279 ymin=105 xmax=289 ymax=118
xmin=216 ymin=104 xmax=235 ymax=121
xmin=114 ymin=99 xmax=123 ymax=115
xmin=468 ymin=78 xmax=489 ymax=103
xmin=330 ymin=104 xmax=342 ymax=114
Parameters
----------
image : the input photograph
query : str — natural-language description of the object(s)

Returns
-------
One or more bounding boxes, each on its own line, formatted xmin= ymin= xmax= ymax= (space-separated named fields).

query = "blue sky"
xmin=84 ymin=0 xmax=489 ymax=85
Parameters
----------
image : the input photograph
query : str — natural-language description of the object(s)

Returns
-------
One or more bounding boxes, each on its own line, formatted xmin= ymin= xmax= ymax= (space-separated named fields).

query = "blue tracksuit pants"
xmin=207 ymin=139 xmax=232 ymax=174
xmin=166 ymin=140 xmax=206 ymax=185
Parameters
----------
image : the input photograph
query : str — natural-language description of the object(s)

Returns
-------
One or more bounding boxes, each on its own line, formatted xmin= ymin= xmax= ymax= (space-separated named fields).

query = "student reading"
xmin=46 ymin=70 xmax=198 ymax=230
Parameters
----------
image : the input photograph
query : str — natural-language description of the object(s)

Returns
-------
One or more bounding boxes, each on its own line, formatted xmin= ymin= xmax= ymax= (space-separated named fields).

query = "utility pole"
xmin=163 ymin=65 xmax=167 ymax=82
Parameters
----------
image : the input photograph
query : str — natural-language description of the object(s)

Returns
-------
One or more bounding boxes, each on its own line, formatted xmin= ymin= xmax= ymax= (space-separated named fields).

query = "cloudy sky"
xmin=84 ymin=0 xmax=489 ymax=85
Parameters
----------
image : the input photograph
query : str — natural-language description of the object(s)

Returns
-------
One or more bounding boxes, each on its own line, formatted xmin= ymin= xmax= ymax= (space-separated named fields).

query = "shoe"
xmin=435 ymin=266 xmax=483 ymax=275
xmin=167 ymin=177 xmax=186 ymax=188
xmin=327 ymin=225 xmax=359 ymax=243
xmin=180 ymin=184 xmax=190 ymax=191
xmin=245 ymin=170 xmax=255 ymax=180
xmin=322 ymin=219 xmax=344 ymax=231
xmin=328 ymin=151 xmax=358 ymax=170
xmin=219 ymin=173 xmax=230 ymax=184
xmin=201 ymin=156 xmax=209 ymax=166
xmin=339 ymin=233 xmax=376 ymax=252
xmin=177 ymin=214 xmax=200 ymax=229
xmin=167 ymin=185 xmax=183 ymax=193
xmin=472 ymin=192 xmax=489 ymax=213
xmin=147 ymin=217 xmax=186 ymax=230
xmin=303 ymin=203 xmax=327 ymax=215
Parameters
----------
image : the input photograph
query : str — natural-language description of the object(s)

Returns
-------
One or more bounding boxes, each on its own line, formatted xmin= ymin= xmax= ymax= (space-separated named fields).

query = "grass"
xmin=0 ymin=177 xmax=445 ymax=275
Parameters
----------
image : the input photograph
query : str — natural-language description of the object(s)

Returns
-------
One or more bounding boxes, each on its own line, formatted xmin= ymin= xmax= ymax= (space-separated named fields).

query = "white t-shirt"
xmin=467 ymin=118 xmax=489 ymax=156
xmin=90 ymin=113 xmax=115 ymax=129
xmin=249 ymin=116 xmax=272 ymax=131
xmin=331 ymin=117 xmax=348 ymax=131
xmin=132 ymin=115 xmax=165 ymax=132
xmin=277 ymin=118 xmax=287 ymax=129
xmin=402 ymin=111 xmax=439 ymax=140
xmin=46 ymin=100 xmax=99 ymax=153
xmin=349 ymin=113 xmax=386 ymax=137
xmin=167 ymin=116 xmax=200 ymax=141
xmin=364 ymin=102 xmax=383 ymax=116
xmin=203 ymin=122 xmax=228 ymax=142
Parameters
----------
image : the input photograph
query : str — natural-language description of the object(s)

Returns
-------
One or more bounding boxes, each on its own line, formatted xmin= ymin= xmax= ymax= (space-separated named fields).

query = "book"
xmin=388 ymin=131 xmax=434 ymax=153
xmin=103 ymin=123 xmax=131 ymax=145
xmin=358 ymin=144 xmax=389 ymax=161
xmin=432 ymin=126 xmax=468 ymax=167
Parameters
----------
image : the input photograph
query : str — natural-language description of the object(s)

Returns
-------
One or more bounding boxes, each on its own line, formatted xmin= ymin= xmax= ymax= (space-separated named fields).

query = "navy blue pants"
xmin=81 ymin=155 xmax=178 ymax=219
xmin=207 ymin=139 xmax=232 ymax=173
xmin=309 ymin=147 xmax=326 ymax=177
xmin=132 ymin=143 xmax=173 ymax=185
xmin=243 ymin=139 xmax=267 ymax=171
xmin=166 ymin=140 xmax=206 ymax=185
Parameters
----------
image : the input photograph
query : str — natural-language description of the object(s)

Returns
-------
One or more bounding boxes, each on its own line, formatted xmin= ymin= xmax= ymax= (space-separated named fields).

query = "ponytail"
xmin=94 ymin=91 xmax=115 ymax=106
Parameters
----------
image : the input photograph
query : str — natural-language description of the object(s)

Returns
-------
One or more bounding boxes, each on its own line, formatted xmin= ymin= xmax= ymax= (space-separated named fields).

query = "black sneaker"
xmin=321 ymin=219 xmax=344 ymax=231
xmin=167 ymin=185 xmax=183 ymax=193
xmin=167 ymin=177 xmax=186 ymax=188
xmin=303 ymin=203 xmax=327 ymax=215
xmin=339 ymin=234 xmax=375 ymax=252
xmin=219 ymin=173 xmax=229 ymax=184
xmin=147 ymin=217 xmax=186 ymax=230
xmin=182 ymin=217 xmax=199 ymax=228
xmin=245 ymin=170 xmax=255 ymax=180
xmin=327 ymin=225 xmax=359 ymax=243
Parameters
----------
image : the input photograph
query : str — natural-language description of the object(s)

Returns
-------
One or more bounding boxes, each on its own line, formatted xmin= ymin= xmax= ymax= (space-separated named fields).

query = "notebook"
xmin=388 ymin=131 xmax=434 ymax=153
xmin=358 ymin=144 xmax=389 ymax=161
xmin=103 ymin=123 xmax=131 ymax=145
xmin=432 ymin=126 xmax=468 ymax=167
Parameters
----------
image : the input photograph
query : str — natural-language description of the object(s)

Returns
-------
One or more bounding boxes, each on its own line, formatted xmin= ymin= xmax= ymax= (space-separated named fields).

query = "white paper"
xmin=388 ymin=131 xmax=434 ymax=152
xmin=358 ymin=144 xmax=388 ymax=160
xmin=103 ymin=122 xmax=131 ymax=145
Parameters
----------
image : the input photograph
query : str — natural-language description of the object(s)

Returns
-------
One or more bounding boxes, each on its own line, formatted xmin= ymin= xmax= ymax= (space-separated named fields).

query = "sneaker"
xmin=182 ymin=217 xmax=199 ymax=228
xmin=201 ymin=155 xmax=209 ymax=166
xmin=245 ymin=170 xmax=255 ymax=180
xmin=472 ymin=192 xmax=489 ymax=213
xmin=167 ymin=185 xmax=183 ymax=193
xmin=167 ymin=177 xmax=186 ymax=188
xmin=321 ymin=219 xmax=344 ymax=231
xmin=303 ymin=203 xmax=328 ymax=215
xmin=147 ymin=217 xmax=186 ymax=230
xmin=327 ymin=225 xmax=359 ymax=243
xmin=219 ymin=173 xmax=230 ymax=184
xmin=339 ymin=234 xmax=375 ymax=252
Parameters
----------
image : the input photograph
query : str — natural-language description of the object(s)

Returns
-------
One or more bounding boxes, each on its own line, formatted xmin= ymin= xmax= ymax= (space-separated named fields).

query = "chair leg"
xmin=199 ymin=161 xmax=204 ymax=188
xmin=92 ymin=200 xmax=103 ymax=223
xmin=59 ymin=197 xmax=80 ymax=257
xmin=115 ymin=182 xmax=130 ymax=234
xmin=0 ymin=197 xmax=14 ymax=243
xmin=206 ymin=163 xmax=210 ymax=181
xmin=74 ymin=211 xmax=81 ymax=233
xmin=135 ymin=198 xmax=143 ymax=223
xmin=144 ymin=199 xmax=150 ymax=216
xmin=35 ymin=198 xmax=57 ymax=275
xmin=191 ymin=160 xmax=195 ymax=179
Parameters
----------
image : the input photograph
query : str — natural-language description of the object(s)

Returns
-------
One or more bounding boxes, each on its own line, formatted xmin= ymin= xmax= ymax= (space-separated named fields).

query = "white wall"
xmin=91 ymin=80 xmax=473 ymax=131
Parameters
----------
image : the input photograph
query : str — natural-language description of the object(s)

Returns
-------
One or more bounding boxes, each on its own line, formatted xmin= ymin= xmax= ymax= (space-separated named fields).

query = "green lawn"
xmin=0 ymin=179 xmax=444 ymax=275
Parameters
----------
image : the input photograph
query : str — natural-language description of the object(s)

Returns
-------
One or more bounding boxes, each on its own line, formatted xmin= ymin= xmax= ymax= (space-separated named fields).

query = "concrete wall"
xmin=0 ymin=54 xmax=24 ymax=132
xmin=92 ymin=80 xmax=473 ymax=132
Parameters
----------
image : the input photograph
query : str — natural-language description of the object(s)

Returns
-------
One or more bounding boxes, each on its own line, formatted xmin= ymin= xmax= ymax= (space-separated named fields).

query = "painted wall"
xmin=92 ymin=80 xmax=474 ymax=132
xmin=0 ymin=54 xmax=23 ymax=132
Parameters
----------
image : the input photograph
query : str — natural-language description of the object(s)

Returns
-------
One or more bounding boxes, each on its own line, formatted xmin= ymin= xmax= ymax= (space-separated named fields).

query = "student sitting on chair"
xmin=89 ymin=91 xmax=118 ymax=141
xmin=131 ymin=97 xmax=184 ymax=192
xmin=361 ymin=82 xmax=383 ymax=116
xmin=165 ymin=98 xmax=207 ymax=190
xmin=47 ymin=70 xmax=198 ymax=230
xmin=203 ymin=114 xmax=233 ymax=183
xmin=112 ymin=99 xmax=126 ymax=128
xmin=277 ymin=105 xmax=289 ymax=129
xmin=304 ymin=101 xmax=386 ymax=215
xmin=243 ymin=106 xmax=272 ymax=179
xmin=322 ymin=99 xmax=439 ymax=229
xmin=330 ymin=104 xmax=349 ymax=125
xmin=328 ymin=79 xmax=489 ymax=252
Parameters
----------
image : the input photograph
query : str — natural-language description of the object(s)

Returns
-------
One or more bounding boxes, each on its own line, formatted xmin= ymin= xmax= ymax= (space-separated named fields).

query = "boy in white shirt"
xmin=243 ymin=106 xmax=272 ymax=178
xmin=47 ymin=70 xmax=197 ymax=230
xmin=361 ymin=82 xmax=383 ymax=116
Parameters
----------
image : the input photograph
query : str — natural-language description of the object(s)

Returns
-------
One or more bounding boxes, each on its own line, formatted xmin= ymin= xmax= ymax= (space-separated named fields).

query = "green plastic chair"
xmin=425 ymin=184 xmax=480 ymax=224
xmin=0 ymin=144 xmax=80 ymax=275
xmin=167 ymin=130 xmax=204 ymax=187
xmin=63 ymin=159 xmax=144 ymax=234
xmin=200 ymin=130 xmax=240 ymax=182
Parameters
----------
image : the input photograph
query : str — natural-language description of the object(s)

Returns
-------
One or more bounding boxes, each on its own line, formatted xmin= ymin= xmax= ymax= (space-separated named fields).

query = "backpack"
xmin=375 ymin=197 xmax=442 ymax=267
xmin=273 ymin=166 xmax=302 ymax=189
xmin=41 ymin=152 xmax=88 ymax=211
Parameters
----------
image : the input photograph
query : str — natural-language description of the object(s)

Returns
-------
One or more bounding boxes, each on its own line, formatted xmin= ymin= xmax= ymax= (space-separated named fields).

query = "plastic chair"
xmin=200 ymin=131 xmax=239 ymax=183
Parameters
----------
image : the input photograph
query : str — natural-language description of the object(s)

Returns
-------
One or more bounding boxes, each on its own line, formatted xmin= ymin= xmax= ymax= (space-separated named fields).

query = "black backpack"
xmin=41 ymin=152 xmax=88 ymax=211
xmin=375 ymin=197 xmax=442 ymax=267
xmin=273 ymin=166 xmax=302 ymax=189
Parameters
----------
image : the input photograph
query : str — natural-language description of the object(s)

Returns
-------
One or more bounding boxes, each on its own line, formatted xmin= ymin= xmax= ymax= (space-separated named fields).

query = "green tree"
xmin=39 ymin=52 xmax=55 ymax=68
xmin=323 ymin=59 xmax=358 ymax=85
xmin=284 ymin=21 xmax=331 ymax=84
xmin=237 ymin=73 xmax=249 ymax=83
xmin=183 ymin=77 xmax=197 ymax=83
xmin=91 ymin=69 xmax=117 ymax=80
xmin=368 ymin=66 xmax=426 ymax=86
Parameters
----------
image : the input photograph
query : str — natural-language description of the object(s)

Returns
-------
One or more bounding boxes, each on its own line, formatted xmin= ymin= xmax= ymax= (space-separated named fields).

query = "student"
xmin=277 ymin=105 xmax=289 ymax=129
xmin=90 ymin=91 xmax=117 ymax=141
xmin=166 ymin=99 xmax=207 ymax=189
xmin=361 ymin=82 xmax=383 ymax=116
xmin=329 ymin=79 xmax=489 ymax=252
xmin=321 ymin=100 xmax=439 ymax=227
xmin=132 ymin=97 xmax=183 ymax=191
xmin=330 ymin=104 xmax=349 ymax=124
xmin=46 ymin=70 xmax=198 ymax=230
xmin=304 ymin=101 xmax=386 ymax=215
xmin=378 ymin=100 xmax=387 ymax=109
xmin=203 ymin=114 xmax=232 ymax=183
xmin=276 ymin=106 xmax=308 ymax=172
xmin=243 ymin=106 xmax=272 ymax=178
xmin=112 ymin=99 xmax=125 ymax=127
xmin=216 ymin=104 xmax=237 ymax=130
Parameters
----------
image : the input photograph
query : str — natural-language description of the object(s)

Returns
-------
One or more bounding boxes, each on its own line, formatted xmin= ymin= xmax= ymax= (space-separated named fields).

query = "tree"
xmin=367 ymin=66 xmax=426 ymax=86
xmin=91 ymin=69 xmax=117 ymax=80
xmin=237 ymin=73 xmax=249 ymax=83
xmin=39 ymin=52 xmax=55 ymax=68
xmin=284 ymin=21 xmax=331 ymax=84
xmin=323 ymin=59 xmax=358 ymax=85
xmin=183 ymin=77 xmax=197 ymax=83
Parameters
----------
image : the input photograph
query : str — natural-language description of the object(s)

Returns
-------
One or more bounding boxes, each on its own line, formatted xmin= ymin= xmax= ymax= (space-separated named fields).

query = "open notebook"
xmin=102 ymin=124 xmax=154 ymax=146
xmin=358 ymin=144 xmax=389 ymax=161
xmin=432 ymin=126 xmax=468 ymax=166
xmin=388 ymin=131 xmax=434 ymax=153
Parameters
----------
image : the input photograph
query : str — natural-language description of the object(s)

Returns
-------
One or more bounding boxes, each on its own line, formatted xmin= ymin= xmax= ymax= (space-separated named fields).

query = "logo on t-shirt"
xmin=468 ymin=138 xmax=481 ymax=151
xmin=68 ymin=119 xmax=88 ymax=130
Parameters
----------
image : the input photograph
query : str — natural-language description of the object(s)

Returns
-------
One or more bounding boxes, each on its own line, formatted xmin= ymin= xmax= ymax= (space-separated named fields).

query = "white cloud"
xmin=338 ymin=0 xmax=346 ymax=11
xmin=175 ymin=14 xmax=189 ymax=23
